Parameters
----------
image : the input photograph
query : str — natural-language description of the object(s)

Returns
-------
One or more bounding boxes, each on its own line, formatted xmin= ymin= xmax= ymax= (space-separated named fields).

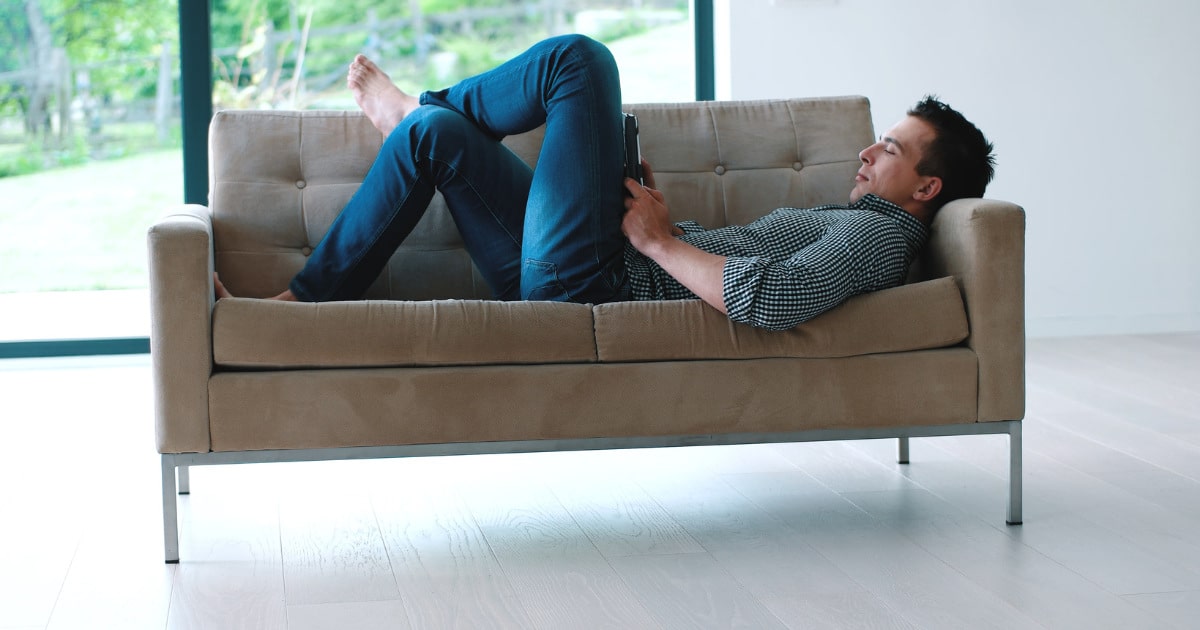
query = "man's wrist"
xmin=636 ymin=231 xmax=679 ymax=262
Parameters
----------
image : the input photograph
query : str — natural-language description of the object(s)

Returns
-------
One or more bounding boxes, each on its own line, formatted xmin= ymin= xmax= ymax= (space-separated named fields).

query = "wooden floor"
xmin=1 ymin=333 xmax=1198 ymax=629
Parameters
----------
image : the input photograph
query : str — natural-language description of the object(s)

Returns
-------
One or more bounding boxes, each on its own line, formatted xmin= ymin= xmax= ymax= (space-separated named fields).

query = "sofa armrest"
xmin=922 ymin=198 xmax=1026 ymax=422
xmin=147 ymin=205 xmax=215 ymax=453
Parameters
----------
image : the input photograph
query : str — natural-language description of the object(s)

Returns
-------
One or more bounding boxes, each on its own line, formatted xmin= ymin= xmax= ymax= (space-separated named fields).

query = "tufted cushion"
xmin=627 ymin=98 xmax=873 ymax=228
xmin=208 ymin=97 xmax=873 ymax=302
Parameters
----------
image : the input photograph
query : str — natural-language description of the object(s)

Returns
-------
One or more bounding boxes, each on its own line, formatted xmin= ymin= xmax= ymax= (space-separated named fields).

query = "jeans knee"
xmin=383 ymin=106 xmax=480 ymax=157
xmin=553 ymin=34 xmax=618 ymax=80
xmin=390 ymin=106 xmax=457 ymax=140
xmin=556 ymin=33 xmax=605 ymax=56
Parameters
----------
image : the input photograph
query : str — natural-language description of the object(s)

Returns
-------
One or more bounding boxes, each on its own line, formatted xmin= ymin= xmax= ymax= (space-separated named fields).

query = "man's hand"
xmin=640 ymin=158 xmax=657 ymax=189
xmin=621 ymin=178 xmax=681 ymax=252
xmin=621 ymin=174 xmax=728 ymax=314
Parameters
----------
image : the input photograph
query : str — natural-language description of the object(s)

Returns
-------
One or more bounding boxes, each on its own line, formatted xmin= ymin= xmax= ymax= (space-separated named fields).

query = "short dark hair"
xmin=907 ymin=96 xmax=996 ymax=210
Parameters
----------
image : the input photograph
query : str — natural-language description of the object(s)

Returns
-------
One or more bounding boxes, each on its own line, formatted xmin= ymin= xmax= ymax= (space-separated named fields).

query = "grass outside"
xmin=0 ymin=149 xmax=183 ymax=293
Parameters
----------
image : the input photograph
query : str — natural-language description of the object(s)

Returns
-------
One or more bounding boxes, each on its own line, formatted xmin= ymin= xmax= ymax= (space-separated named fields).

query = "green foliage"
xmin=0 ymin=146 xmax=44 ymax=178
xmin=2 ymin=0 xmax=687 ymax=177
xmin=208 ymin=0 xmax=561 ymax=110
xmin=421 ymin=0 xmax=509 ymax=13
xmin=0 ymin=2 xmax=32 ymax=121
xmin=1 ymin=0 xmax=180 ymax=175
xmin=590 ymin=15 xmax=650 ymax=43
xmin=0 ymin=2 xmax=30 ymax=73
xmin=211 ymin=0 xmax=382 ymax=49
xmin=0 ymin=133 xmax=85 ymax=177
xmin=45 ymin=0 xmax=177 ymax=102
xmin=433 ymin=35 xmax=505 ymax=81
xmin=0 ymin=118 xmax=180 ymax=179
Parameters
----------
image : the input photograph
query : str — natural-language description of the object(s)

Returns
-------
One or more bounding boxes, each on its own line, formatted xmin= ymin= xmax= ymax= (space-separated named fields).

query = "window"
xmin=1 ymin=0 xmax=712 ymax=356
xmin=209 ymin=0 xmax=696 ymax=110
xmin=0 ymin=0 xmax=180 ymax=352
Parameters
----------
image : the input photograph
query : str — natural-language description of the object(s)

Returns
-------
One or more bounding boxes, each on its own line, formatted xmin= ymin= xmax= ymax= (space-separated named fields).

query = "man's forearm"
xmin=620 ymin=178 xmax=728 ymax=314
xmin=639 ymin=237 xmax=728 ymax=314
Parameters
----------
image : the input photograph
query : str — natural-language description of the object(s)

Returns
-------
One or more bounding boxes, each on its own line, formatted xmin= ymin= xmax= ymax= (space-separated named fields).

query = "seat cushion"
xmin=212 ymin=299 xmax=598 ymax=368
xmin=593 ymin=277 xmax=969 ymax=362
xmin=213 ymin=277 xmax=966 ymax=369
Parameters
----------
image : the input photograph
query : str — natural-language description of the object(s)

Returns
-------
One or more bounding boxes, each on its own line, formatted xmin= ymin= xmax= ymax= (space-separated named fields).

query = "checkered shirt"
xmin=624 ymin=194 xmax=930 ymax=330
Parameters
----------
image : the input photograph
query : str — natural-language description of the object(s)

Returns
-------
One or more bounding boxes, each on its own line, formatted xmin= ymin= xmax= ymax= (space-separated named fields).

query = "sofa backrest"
xmin=208 ymin=97 xmax=874 ymax=300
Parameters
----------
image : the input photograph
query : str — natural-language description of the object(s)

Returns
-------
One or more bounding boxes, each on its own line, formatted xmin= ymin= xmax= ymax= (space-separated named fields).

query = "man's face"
xmin=849 ymin=115 xmax=940 ymax=212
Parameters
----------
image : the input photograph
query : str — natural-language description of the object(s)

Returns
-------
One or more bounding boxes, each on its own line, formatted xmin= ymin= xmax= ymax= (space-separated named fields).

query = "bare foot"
xmin=348 ymin=54 xmax=419 ymax=136
xmin=213 ymin=272 xmax=298 ymax=301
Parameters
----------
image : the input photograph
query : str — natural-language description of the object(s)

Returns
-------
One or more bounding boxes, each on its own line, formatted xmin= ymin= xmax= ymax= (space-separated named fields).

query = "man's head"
xmin=850 ymin=96 xmax=995 ymax=221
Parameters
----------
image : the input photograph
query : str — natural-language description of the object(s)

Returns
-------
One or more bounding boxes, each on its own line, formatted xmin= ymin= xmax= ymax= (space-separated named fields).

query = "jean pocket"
xmin=522 ymin=259 xmax=572 ymax=302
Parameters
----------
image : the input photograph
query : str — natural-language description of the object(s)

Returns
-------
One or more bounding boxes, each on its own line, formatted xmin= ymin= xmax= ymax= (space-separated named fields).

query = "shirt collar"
xmin=851 ymin=194 xmax=930 ymax=246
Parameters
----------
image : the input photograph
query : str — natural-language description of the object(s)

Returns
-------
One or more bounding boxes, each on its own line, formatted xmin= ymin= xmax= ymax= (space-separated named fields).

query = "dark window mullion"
xmin=179 ymin=0 xmax=213 ymax=206
xmin=694 ymin=0 xmax=715 ymax=101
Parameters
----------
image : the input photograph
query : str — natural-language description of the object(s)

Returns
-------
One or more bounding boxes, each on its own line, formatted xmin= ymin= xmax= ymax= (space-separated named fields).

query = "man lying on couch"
xmin=215 ymin=34 xmax=995 ymax=330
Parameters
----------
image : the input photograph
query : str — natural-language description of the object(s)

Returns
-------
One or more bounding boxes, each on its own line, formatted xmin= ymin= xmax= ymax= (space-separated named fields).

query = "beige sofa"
xmin=148 ymin=97 xmax=1026 ymax=563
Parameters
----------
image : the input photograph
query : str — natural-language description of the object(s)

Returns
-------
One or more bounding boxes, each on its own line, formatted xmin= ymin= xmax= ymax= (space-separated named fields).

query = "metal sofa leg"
xmin=1007 ymin=421 xmax=1023 ymax=525
xmin=161 ymin=455 xmax=180 ymax=563
xmin=897 ymin=437 xmax=910 ymax=464
xmin=177 ymin=465 xmax=190 ymax=495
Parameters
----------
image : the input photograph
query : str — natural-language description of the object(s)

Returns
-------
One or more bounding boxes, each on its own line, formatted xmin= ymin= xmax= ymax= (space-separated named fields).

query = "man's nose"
xmin=859 ymin=146 xmax=873 ymax=163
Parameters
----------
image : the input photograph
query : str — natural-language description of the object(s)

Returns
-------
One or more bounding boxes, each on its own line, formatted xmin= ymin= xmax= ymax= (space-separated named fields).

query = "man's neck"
xmin=903 ymin=204 xmax=934 ymax=226
xmin=856 ymin=194 xmax=932 ymax=225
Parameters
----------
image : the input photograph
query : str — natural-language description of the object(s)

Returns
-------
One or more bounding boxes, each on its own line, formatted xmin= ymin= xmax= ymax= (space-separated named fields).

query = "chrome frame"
xmin=160 ymin=420 xmax=1023 ymax=562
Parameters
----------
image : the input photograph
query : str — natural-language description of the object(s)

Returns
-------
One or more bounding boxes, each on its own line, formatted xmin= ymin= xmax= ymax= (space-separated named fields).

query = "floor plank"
xmin=773 ymin=441 xmax=917 ymax=494
xmin=370 ymin=479 xmax=532 ymax=629
xmin=1123 ymin=590 xmax=1200 ymax=629
xmin=729 ymin=473 xmax=1045 ymax=630
xmin=643 ymin=473 xmax=909 ymax=628
xmin=1028 ymin=382 xmax=1200 ymax=482
xmin=286 ymin=600 xmax=410 ymax=630
xmin=756 ymin=593 xmax=919 ymax=630
xmin=275 ymin=466 xmax=400 ymax=607
xmin=461 ymin=480 xmax=664 ymax=629
xmin=844 ymin=487 xmax=1162 ymax=630
xmin=166 ymin=470 xmax=288 ymax=630
xmin=0 ymin=523 xmax=79 ymax=629
xmin=45 ymin=503 xmax=175 ymax=630
xmin=548 ymin=477 xmax=705 ymax=558
xmin=607 ymin=552 xmax=790 ymax=629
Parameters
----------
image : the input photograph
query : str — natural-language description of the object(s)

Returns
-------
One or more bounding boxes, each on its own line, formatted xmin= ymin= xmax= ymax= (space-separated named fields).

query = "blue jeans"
xmin=290 ymin=35 xmax=630 ymax=303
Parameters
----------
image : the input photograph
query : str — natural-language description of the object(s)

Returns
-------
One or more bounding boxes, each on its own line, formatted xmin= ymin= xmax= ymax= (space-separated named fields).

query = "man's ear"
xmin=913 ymin=176 xmax=943 ymax=203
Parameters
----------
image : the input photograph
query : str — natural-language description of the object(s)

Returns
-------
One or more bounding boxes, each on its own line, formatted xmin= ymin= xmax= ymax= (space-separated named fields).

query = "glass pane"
xmin=0 ymin=0 xmax=181 ymax=341
xmin=210 ymin=0 xmax=694 ymax=113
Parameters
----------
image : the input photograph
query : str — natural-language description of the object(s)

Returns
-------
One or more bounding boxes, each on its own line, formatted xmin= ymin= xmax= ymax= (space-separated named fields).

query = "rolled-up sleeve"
xmin=721 ymin=216 xmax=904 ymax=330
xmin=627 ymin=196 xmax=927 ymax=329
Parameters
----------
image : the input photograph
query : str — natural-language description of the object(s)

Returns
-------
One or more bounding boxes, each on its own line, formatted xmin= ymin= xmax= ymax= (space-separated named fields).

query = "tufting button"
xmin=714 ymin=164 xmax=726 ymax=175
xmin=793 ymin=161 xmax=803 ymax=171
xmin=301 ymin=246 xmax=312 ymax=256
xmin=296 ymin=180 xmax=306 ymax=189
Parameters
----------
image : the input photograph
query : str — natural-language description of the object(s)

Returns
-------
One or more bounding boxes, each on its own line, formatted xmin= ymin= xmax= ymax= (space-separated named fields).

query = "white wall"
xmin=715 ymin=0 xmax=1200 ymax=337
